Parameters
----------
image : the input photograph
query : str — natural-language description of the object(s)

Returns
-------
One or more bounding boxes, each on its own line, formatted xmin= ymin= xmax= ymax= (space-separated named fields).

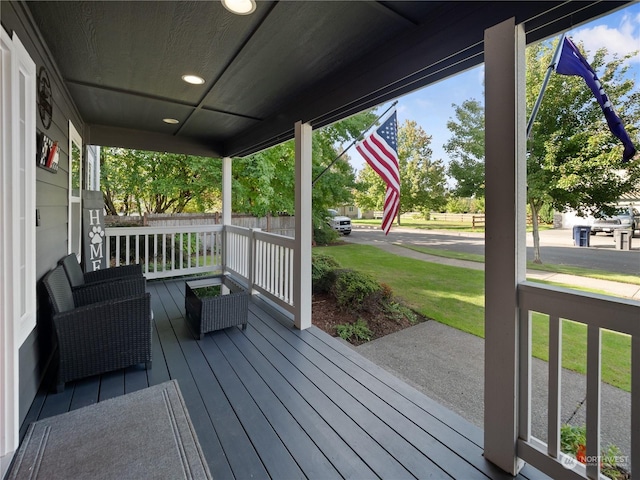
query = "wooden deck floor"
xmin=22 ymin=278 xmax=549 ymax=479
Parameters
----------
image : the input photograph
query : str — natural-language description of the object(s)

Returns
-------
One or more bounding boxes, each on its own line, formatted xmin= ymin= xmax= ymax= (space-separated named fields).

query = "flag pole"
xmin=526 ymin=33 xmax=565 ymax=139
xmin=312 ymin=100 xmax=398 ymax=186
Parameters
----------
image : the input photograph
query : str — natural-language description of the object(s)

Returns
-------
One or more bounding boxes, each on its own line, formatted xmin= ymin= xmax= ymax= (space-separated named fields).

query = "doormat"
xmin=8 ymin=380 xmax=212 ymax=480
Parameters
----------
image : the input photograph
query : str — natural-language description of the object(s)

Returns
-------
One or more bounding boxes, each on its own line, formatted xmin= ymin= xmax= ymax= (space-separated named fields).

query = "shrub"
xmin=312 ymin=254 xmax=341 ymax=293
xmin=331 ymin=269 xmax=381 ymax=311
xmin=384 ymin=301 xmax=418 ymax=324
xmin=313 ymin=224 xmax=339 ymax=245
xmin=336 ymin=318 xmax=373 ymax=343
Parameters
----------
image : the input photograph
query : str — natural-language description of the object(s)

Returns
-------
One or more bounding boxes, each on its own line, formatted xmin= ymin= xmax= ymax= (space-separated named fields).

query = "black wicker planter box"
xmin=185 ymin=275 xmax=249 ymax=339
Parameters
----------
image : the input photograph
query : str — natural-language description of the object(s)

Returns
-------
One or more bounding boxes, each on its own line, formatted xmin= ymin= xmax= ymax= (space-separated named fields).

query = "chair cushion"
xmin=60 ymin=253 xmax=86 ymax=288
xmin=43 ymin=266 xmax=76 ymax=313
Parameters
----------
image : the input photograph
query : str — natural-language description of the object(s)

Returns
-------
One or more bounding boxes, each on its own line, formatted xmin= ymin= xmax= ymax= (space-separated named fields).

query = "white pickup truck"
xmin=327 ymin=209 xmax=351 ymax=235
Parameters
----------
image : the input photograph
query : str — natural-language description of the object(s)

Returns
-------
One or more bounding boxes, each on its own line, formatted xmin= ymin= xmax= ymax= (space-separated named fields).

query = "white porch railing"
xmin=517 ymin=281 xmax=639 ymax=479
xmin=224 ymin=226 xmax=295 ymax=315
xmin=104 ymin=225 xmax=295 ymax=314
xmin=104 ymin=225 xmax=224 ymax=279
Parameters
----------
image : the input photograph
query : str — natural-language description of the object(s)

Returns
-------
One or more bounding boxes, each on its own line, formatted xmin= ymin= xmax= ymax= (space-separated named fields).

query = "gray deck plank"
xmin=68 ymin=377 xmax=99 ymax=411
xmin=245 ymin=311 xmax=421 ymax=478
xmin=200 ymin=332 xmax=306 ymax=480
xmin=210 ymin=329 xmax=343 ymax=479
xmin=224 ymin=326 xmax=379 ymax=479
xmin=250 ymin=307 xmax=472 ymax=479
xmin=97 ymin=368 xmax=125 ymax=401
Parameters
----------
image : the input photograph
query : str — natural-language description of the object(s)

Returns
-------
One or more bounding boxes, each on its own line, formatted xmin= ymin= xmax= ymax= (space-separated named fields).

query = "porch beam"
xmin=293 ymin=121 xmax=312 ymax=330
xmin=483 ymin=18 xmax=527 ymax=474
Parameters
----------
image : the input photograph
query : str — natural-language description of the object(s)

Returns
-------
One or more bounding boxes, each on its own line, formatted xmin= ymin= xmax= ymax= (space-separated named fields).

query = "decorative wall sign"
xmin=82 ymin=191 xmax=107 ymax=272
xmin=36 ymin=131 xmax=59 ymax=173
xmin=37 ymin=66 xmax=52 ymax=129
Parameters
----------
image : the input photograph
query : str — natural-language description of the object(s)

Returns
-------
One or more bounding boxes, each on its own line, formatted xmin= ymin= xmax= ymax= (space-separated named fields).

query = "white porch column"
xmin=222 ymin=156 xmax=232 ymax=226
xmin=483 ymin=18 xmax=527 ymax=474
xmin=294 ymin=121 xmax=312 ymax=330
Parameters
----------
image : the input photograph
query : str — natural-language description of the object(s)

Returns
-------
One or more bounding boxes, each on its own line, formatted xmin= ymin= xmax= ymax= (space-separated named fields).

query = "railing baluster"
xmin=548 ymin=315 xmax=562 ymax=458
xmin=519 ymin=308 xmax=532 ymax=444
xmin=632 ymin=334 xmax=639 ymax=478
xmin=125 ymin=234 xmax=130 ymax=265
xmin=144 ymin=233 xmax=149 ymax=275
xmin=586 ymin=324 xmax=601 ymax=479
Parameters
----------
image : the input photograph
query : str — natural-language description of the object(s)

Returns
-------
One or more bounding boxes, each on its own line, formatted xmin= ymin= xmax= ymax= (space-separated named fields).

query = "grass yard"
xmin=314 ymin=244 xmax=631 ymax=392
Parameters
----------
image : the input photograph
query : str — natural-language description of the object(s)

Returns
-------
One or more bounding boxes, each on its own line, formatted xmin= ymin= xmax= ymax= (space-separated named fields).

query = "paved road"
xmin=348 ymin=226 xmax=640 ymax=276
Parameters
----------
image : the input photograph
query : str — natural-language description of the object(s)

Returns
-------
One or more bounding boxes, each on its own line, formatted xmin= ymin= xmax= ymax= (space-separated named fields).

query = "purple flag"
xmin=555 ymin=37 xmax=636 ymax=162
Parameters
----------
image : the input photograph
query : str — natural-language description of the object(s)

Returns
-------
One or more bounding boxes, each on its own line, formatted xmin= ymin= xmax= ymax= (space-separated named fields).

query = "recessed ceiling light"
xmin=163 ymin=118 xmax=180 ymax=124
xmin=221 ymin=0 xmax=256 ymax=15
xmin=182 ymin=74 xmax=205 ymax=85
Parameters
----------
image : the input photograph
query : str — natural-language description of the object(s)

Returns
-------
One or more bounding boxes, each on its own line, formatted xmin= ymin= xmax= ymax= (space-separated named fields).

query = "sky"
xmin=347 ymin=3 xmax=640 ymax=174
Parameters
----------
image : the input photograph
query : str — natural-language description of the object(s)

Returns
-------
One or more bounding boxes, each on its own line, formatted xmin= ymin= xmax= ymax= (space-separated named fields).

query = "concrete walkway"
xmin=343 ymin=231 xmax=636 ymax=464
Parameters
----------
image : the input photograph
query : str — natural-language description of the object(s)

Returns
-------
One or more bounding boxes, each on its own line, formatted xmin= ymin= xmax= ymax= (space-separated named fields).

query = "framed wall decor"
xmin=36 ymin=130 xmax=59 ymax=172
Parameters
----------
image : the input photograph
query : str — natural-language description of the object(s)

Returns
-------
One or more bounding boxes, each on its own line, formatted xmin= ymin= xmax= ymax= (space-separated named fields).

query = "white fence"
xmin=105 ymin=224 xmax=295 ymax=313
xmin=517 ymin=281 xmax=639 ymax=479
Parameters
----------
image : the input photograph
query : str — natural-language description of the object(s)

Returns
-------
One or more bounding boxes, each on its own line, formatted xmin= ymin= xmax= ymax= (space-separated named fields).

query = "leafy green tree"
xmin=234 ymin=110 xmax=378 ymax=233
xmin=101 ymin=148 xmax=222 ymax=215
xmin=444 ymin=99 xmax=486 ymax=198
xmin=355 ymin=119 xmax=447 ymax=223
xmin=398 ymin=120 xmax=447 ymax=220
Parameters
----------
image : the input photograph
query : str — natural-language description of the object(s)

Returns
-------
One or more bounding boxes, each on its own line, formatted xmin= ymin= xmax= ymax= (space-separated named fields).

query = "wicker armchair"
xmin=43 ymin=265 xmax=152 ymax=393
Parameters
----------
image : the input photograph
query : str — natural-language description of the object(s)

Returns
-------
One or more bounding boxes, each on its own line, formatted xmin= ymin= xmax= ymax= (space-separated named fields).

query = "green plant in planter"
xmin=193 ymin=285 xmax=222 ymax=298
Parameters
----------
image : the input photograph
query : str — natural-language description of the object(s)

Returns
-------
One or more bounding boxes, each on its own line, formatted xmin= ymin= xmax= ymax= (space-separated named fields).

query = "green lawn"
xmin=314 ymin=244 xmax=631 ymax=392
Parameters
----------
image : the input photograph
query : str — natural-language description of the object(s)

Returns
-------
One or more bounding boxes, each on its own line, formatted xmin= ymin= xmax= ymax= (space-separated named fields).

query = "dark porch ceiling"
xmin=24 ymin=0 xmax=630 ymax=158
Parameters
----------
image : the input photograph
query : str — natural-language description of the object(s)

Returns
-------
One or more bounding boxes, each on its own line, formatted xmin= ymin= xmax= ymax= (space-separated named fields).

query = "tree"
xmin=526 ymin=40 xmax=640 ymax=262
xmin=444 ymin=99 xmax=486 ymax=198
xmin=354 ymin=119 xmax=447 ymax=223
xmin=397 ymin=120 xmax=447 ymax=219
xmin=234 ymin=110 xmax=378 ymax=231
xmin=101 ymin=149 xmax=222 ymax=215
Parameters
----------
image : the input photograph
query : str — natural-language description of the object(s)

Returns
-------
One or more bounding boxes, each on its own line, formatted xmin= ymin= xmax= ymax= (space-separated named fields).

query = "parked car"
xmin=327 ymin=209 xmax=352 ymax=235
xmin=591 ymin=206 xmax=640 ymax=237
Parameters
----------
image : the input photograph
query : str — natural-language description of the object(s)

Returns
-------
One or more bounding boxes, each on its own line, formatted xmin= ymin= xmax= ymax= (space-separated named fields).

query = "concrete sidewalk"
xmin=344 ymin=231 xmax=636 ymax=465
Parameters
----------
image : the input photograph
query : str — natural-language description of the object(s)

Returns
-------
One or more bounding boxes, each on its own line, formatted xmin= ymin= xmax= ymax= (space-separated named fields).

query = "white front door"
xmin=0 ymin=28 xmax=36 ymax=474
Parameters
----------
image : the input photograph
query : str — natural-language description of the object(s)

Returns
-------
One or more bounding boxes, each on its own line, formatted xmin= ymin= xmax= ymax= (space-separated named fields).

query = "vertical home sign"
xmin=82 ymin=190 xmax=106 ymax=271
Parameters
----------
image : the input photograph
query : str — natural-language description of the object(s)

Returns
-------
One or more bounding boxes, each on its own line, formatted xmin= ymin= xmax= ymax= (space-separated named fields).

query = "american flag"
xmin=356 ymin=112 xmax=400 ymax=234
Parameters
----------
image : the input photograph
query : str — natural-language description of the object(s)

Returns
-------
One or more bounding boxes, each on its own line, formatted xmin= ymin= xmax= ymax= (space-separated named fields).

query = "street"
xmin=346 ymin=226 xmax=640 ymax=276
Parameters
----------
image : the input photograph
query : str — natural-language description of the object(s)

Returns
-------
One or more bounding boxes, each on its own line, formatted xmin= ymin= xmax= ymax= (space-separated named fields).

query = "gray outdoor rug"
xmin=9 ymin=380 xmax=212 ymax=480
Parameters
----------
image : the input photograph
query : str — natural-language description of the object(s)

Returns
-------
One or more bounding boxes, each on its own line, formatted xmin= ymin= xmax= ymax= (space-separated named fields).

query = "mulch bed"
xmin=312 ymin=292 xmax=427 ymax=346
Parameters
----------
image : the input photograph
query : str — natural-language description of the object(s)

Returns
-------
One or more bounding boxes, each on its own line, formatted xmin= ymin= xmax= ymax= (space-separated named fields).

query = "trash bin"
xmin=614 ymin=229 xmax=632 ymax=251
xmin=572 ymin=226 xmax=591 ymax=247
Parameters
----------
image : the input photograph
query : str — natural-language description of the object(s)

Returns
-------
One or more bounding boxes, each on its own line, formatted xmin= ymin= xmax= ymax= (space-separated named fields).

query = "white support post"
xmin=222 ymin=156 xmax=231 ymax=275
xmin=294 ymin=121 xmax=312 ymax=330
xmin=222 ymin=156 xmax=232 ymax=226
xmin=484 ymin=18 xmax=527 ymax=475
